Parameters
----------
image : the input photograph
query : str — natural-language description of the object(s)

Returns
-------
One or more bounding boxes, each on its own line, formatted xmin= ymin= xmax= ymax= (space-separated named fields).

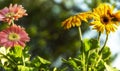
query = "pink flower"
xmin=0 ymin=4 xmax=27 ymax=24
xmin=0 ymin=25 xmax=30 ymax=48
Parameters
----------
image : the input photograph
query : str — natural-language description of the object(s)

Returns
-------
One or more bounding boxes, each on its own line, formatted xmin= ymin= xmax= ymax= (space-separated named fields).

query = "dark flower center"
xmin=102 ymin=16 xmax=110 ymax=24
xmin=103 ymin=18 xmax=109 ymax=23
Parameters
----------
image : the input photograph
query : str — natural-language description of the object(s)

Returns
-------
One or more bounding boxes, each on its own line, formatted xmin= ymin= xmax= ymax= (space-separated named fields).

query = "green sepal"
xmin=10 ymin=46 xmax=23 ymax=58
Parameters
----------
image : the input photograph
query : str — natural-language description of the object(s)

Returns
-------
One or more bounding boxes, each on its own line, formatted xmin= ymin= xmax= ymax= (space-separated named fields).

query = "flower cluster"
xmin=62 ymin=3 xmax=120 ymax=35
xmin=0 ymin=4 xmax=51 ymax=71
xmin=0 ymin=4 xmax=30 ymax=48
xmin=62 ymin=3 xmax=120 ymax=71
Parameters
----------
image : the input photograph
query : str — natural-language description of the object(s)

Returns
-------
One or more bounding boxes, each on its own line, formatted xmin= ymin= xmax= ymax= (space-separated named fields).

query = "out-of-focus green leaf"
xmin=11 ymin=46 xmax=23 ymax=58
xmin=4 ymin=67 xmax=13 ymax=71
xmin=53 ymin=67 xmax=57 ymax=71
xmin=0 ymin=23 xmax=9 ymax=31
xmin=27 ymin=25 xmax=37 ymax=37
xmin=31 ymin=57 xmax=41 ymax=67
xmin=32 ymin=56 xmax=51 ymax=68
xmin=68 ymin=57 xmax=77 ymax=69
xmin=62 ymin=57 xmax=78 ymax=70
xmin=37 ymin=56 xmax=51 ymax=64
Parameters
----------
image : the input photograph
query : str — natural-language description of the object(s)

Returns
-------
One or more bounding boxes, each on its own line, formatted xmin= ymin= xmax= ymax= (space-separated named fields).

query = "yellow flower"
xmin=90 ymin=3 xmax=119 ymax=34
xmin=62 ymin=12 xmax=92 ymax=29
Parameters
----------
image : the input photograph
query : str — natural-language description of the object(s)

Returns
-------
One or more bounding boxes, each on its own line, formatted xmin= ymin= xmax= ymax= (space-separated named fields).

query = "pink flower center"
xmin=8 ymin=33 xmax=20 ymax=41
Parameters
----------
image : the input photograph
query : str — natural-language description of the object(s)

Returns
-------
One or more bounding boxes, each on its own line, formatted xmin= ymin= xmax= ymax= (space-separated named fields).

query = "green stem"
xmin=98 ymin=32 xmax=101 ymax=44
xmin=99 ymin=34 xmax=108 ymax=54
xmin=86 ymin=51 xmax=90 ymax=71
xmin=78 ymin=27 xmax=82 ymax=41
xmin=95 ymin=54 xmax=102 ymax=67
xmin=95 ymin=34 xmax=108 ymax=67
xmin=78 ymin=27 xmax=86 ymax=70
xmin=22 ymin=55 xmax=25 ymax=66
xmin=82 ymin=52 xmax=86 ymax=71
xmin=11 ymin=20 xmax=15 ymax=26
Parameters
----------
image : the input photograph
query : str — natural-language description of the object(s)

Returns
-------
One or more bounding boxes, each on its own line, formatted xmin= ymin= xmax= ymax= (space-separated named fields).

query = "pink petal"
xmin=0 ymin=7 xmax=9 ymax=15
xmin=0 ymin=38 xmax=8 ymax=43
xmin=18 ymin=41 xmax=25 ymax=47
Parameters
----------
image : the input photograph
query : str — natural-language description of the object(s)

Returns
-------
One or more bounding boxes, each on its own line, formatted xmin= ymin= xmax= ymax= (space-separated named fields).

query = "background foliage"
xmin=0 ymin=0 xmax=119 ymax=69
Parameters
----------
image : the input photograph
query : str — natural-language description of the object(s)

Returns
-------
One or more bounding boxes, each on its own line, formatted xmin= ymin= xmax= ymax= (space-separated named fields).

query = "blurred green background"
xmin=0 ymin=0 xmax=119 ymax=68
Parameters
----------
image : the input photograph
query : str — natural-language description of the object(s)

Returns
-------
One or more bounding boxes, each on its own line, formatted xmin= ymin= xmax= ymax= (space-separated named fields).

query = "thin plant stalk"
xmin=22 ymin=55 xmax=25 ymax=66
xmin=99 ymin=34 xmax=108 ymax=54
xmin=11 ymin=20 xmax=15 ymax=26
xmin=96 ymin=34 xmax=108 ymax=67
xmin=78 ymin=27 xmax=87 ymax=70
xmin=98 ymin=32 xmax=101 ymax=44
xmin=96 ymin=32 xmax=101 ymax=53
xmin=78 ymin=27 xmax=82 ymax=41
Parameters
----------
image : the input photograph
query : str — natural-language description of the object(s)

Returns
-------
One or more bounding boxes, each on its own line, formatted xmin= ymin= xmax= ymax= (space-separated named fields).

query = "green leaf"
xmin=4 ymin=67 xmax=13 ymax=71
xmin=84 ymin=39 xmax=91 ymax=51
xmin=32 ymin=57 xmax=41 ymax=67
xmin=89 ymin=38 xmax=99 ymax=50
xmin=0 ymin=23 xmax=9 ymax=31
xmin=17 ymin=65 xmax=38 ymax=71
xmin=53 ymin=67 xmax=57 ymax=71
xmin=88 ymin=51 xmax=99 ymax=64
xmin=83 ymin=39 xmax=99 ymax=52
xmin=62 ymin=57 xmax=78 ymax=70
xmin=22 ymin=46 xmax=30 ymax=62
xmin=102 ymin=46 xmax=111 ymax=61
xmin=32 ymin=56 xmax=51 ymax=67
xmin=37 ymin=56 xmax=51 ymax=64
xmin=68 ymin=57 xmax=77 ymax=68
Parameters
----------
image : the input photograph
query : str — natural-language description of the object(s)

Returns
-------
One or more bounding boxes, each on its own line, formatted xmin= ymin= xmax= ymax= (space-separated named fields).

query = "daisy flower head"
xmin=0 ymin=25 xmax=30 ymax=48
xmin=62 ymin=12 xmax=92 ymax=29
xmin=90 ymin=3 xmax=119 ymax=34
xmin=0 ymin=4 xmax=27 ymax=25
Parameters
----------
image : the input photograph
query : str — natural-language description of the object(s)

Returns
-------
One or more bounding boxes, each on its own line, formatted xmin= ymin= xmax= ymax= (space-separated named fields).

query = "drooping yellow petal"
xmin=113 ymin=11 xmax=120 ymax=21
xmin=62 ymin=12 xmax=92 ymax=29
